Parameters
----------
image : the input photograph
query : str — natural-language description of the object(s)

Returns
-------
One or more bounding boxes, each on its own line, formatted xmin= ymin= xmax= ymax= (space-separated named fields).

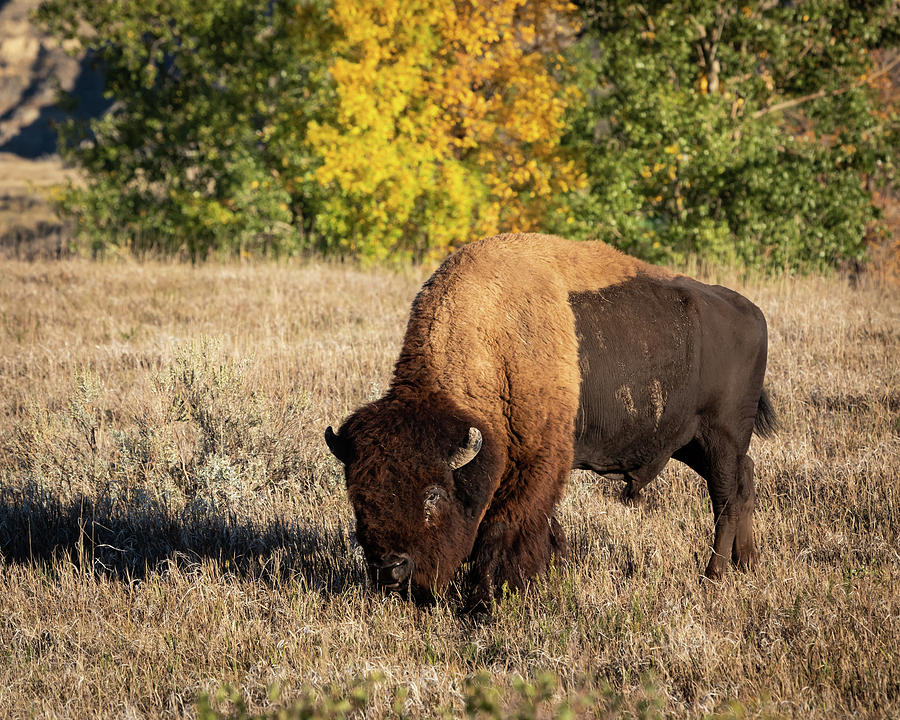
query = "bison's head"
xmin=325 ymin=396 xmax=500 ymax=602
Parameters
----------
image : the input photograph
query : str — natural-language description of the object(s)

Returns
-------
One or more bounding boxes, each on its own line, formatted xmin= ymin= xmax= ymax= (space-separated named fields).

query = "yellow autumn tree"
xmin=307 ymin=0 xmax=584 ymax=261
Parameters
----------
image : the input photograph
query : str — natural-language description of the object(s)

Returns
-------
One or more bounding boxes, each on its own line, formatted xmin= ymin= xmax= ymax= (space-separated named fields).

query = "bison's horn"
xmin=325 ymin=426 xmax=352 ymax=464
xmin=448 ymin=427 xmax=482 ymax=470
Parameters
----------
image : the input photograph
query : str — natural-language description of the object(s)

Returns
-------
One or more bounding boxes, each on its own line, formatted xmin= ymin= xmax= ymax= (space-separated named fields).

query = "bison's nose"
xmin=377 ymin=553 xmax=412 ymax=587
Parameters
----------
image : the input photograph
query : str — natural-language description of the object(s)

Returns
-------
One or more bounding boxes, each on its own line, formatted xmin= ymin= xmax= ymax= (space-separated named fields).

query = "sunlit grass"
xmin=0 ymin=257 xmax=897 ymax=717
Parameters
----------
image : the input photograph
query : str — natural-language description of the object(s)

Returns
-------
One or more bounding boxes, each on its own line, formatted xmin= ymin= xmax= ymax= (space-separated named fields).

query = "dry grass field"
xmin=0 ymin=256 xmax=898 ymax=718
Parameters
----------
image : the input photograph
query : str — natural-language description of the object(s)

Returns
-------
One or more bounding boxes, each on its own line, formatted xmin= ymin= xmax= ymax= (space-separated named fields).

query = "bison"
xmin=325 ymin=233 xmax=776 ymax=607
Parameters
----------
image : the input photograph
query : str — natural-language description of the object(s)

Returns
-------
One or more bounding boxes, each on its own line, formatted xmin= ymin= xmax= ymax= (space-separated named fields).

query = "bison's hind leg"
xmin=731 ymin=455 xmax=759 ymax=571
xmin=675 ymin=435 xmax=758 ymax=580
xmin=704 ymin=446 xmax=758 ymax=579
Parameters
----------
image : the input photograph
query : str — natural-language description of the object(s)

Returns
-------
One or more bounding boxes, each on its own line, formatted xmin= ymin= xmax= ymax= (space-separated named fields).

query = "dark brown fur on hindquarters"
xmin=324 ymin=233 xmax=776 ymax=607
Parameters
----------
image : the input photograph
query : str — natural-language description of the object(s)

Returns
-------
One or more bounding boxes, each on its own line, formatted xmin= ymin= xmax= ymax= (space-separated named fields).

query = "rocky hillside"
xmin=0 ymin=0 xmax=107 ymax=158
xmin=0 ymin=0 xmax=106 ymax=257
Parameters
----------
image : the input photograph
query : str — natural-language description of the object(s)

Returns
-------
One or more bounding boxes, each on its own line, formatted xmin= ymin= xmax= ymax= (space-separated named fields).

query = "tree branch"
xmin=752 ymin=52 xmax=900 ymax=118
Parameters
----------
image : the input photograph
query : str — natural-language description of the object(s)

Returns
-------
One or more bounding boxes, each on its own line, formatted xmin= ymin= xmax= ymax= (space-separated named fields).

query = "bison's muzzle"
xmin=371 ymin=552 xmax=413 ymax=591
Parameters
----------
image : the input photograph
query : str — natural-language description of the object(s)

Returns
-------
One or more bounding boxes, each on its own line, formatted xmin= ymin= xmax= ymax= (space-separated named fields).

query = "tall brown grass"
xmin=0 ymin=257 xmax=897 ymax=718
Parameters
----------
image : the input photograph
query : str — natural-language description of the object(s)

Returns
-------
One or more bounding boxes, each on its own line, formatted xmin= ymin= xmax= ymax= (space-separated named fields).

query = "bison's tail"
xmin=754 ymin=387 xmax=778 ymax=439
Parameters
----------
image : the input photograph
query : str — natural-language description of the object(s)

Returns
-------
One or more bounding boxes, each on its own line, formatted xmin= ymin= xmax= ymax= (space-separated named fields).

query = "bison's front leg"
xmin=465 ymin=513 xmax=567 ymax=612
xmin=620 ymin=456 xmax=669 ymax=505
xmin=465 ymin=462 xmax=569 ymax=611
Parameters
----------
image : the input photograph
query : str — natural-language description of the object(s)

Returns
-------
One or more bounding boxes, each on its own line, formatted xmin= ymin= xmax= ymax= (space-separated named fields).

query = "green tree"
xmin=558 ymin=0 xmax=900 ymax=270
xmin=38 ymin=0 xmax=334 ymax=259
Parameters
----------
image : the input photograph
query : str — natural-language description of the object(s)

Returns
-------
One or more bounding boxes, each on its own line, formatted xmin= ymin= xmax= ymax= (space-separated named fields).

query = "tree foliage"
xmin=560 ymin=0 xmax=900 ymax=270
xmin=37 ymin=0 xmax=334 ymax=259
xmin=37 ymin=0 xmax=900 ymax=269
xmin=308 ymin=0 xmax=584 ymax=261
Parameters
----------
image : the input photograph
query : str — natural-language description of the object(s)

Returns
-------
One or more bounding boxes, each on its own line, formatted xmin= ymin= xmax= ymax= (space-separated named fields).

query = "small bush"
xmin=195 ymin=672 xmax=668 ymax=719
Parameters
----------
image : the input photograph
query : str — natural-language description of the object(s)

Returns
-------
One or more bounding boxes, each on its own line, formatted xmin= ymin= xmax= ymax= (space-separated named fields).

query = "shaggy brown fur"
xmin=326 ymin=233 xmax=773 ymax=607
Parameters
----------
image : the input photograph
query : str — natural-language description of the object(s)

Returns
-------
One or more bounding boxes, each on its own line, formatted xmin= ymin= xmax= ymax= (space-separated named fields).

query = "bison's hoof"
xmin=703 ymin=554 xmax=727 ymax=581
xmin=733 ymin=547 xmax=759 ymax=572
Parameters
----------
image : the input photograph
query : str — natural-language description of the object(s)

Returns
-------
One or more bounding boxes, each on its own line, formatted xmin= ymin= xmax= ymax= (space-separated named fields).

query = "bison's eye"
xmin=423 ymin=485 xmax=449 ymax=524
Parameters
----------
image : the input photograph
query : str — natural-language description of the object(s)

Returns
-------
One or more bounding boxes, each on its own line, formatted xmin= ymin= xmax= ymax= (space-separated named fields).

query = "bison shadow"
xmin=0 ymin=484 xmax=365 ymax=593
xmin=0 ymin=478 xmax=674 ymax=606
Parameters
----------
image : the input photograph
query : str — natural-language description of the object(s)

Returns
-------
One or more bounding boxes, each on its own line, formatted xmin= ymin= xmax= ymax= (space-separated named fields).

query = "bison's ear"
xmin=448 ymin=427 xmax=482 ymax=470
xmin=325 ymin=426 xmax=353 ymax=464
